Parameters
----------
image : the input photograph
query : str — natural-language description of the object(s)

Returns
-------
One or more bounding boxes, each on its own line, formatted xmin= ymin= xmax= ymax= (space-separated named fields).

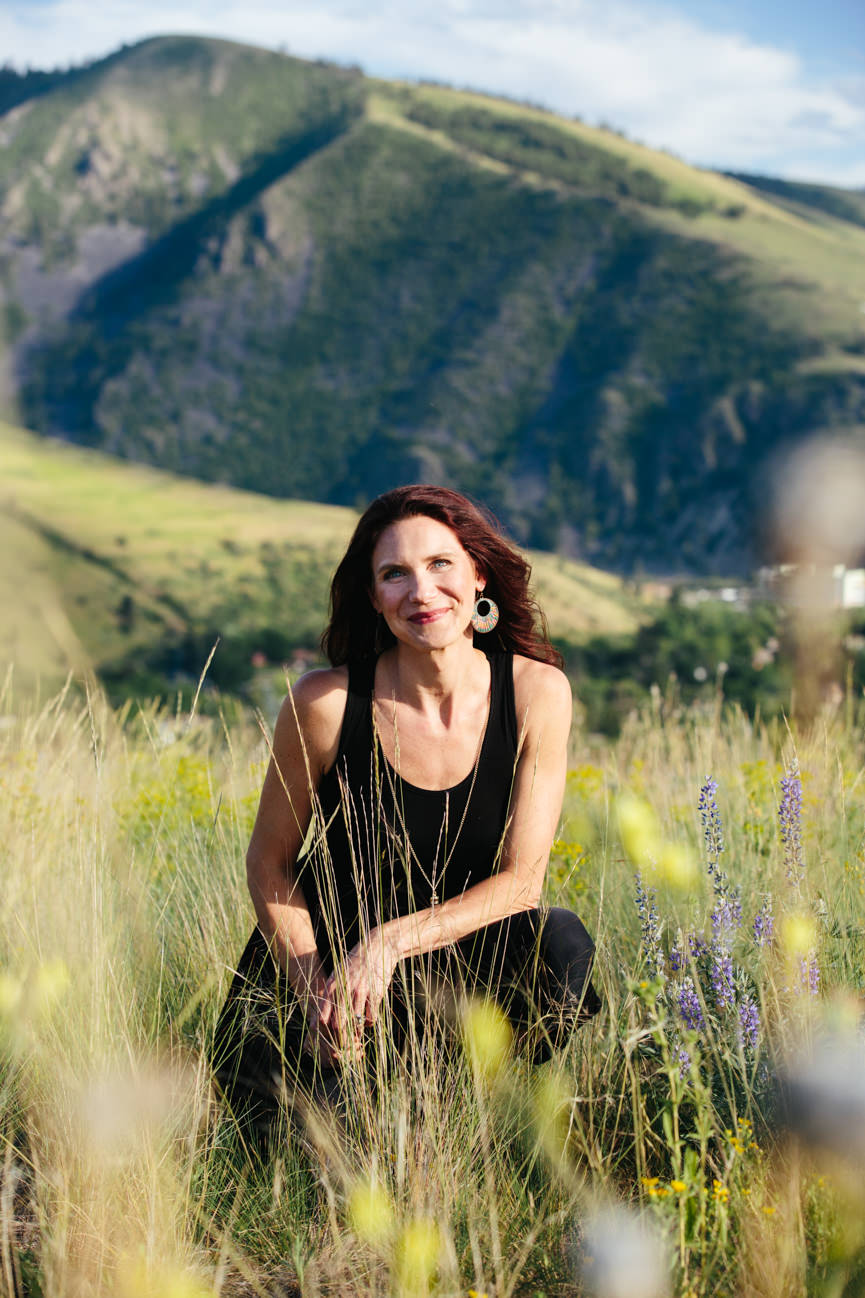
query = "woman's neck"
xmin=378 ymin=637 xmax=488 ymax=717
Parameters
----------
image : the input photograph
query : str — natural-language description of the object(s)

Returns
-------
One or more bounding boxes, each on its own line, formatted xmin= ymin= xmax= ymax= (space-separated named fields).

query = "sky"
xmin=1 ymin=0 xmax=863 ymax=187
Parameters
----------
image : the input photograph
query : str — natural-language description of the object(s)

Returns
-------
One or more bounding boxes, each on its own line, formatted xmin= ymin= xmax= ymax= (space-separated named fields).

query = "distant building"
xmin=756 ymin=564 xmax=865 ymax=609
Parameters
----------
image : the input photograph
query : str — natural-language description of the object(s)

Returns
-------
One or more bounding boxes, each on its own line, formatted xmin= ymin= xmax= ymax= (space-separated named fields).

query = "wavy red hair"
xmin=321 ymin=485 xmax=562 ymax=668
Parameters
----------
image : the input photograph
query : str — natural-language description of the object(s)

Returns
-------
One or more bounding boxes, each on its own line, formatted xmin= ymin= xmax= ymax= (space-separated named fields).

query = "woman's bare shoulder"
xmin=273 ymin=666 xmax=349 ymax=773
xmin=512 ymin=654 xmax=572 ymax=712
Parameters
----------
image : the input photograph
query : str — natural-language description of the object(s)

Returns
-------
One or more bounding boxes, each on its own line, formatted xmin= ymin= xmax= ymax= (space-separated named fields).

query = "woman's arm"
xmin=244 ymin=667 xmax=347 ymax=1059
xmin=331 ymin=659 xmax=573 ymax=1023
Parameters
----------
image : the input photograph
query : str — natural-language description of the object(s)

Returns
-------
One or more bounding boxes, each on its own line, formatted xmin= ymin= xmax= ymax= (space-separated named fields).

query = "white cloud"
xmin=1 ymin=0 xmax=862 ymax=185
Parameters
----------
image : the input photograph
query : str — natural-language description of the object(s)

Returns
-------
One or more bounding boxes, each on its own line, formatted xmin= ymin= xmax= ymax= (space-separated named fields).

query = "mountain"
xmin=0 ymin=419 xmax=646 ymax=695
xmin=2 ymin=35 xmax=864 ymax=573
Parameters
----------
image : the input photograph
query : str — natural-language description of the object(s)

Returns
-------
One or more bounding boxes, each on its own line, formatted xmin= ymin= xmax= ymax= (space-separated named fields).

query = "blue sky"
xmin=1 ymin=0 xmax=862 ymax=185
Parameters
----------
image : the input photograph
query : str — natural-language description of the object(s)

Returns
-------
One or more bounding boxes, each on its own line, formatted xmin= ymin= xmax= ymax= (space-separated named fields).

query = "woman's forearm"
xmin=382 ymin=867 xmax=542 ymax=964
xmin=246 ymin=861 xmax=325 ymax=993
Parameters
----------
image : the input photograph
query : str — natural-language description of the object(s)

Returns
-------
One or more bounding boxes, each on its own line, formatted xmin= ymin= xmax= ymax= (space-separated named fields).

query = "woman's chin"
xmin=393 ymin=620 xmax=471 ymax=650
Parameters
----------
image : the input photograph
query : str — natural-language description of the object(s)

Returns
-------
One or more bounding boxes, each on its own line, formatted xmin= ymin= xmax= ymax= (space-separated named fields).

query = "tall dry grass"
xmin=1 ymin=678 xmax=863 ymax=1296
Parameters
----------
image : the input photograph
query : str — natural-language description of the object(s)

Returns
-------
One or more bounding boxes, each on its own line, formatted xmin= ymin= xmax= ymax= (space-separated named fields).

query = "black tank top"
xmin=295 ymin=652 xmax=519 ymax=959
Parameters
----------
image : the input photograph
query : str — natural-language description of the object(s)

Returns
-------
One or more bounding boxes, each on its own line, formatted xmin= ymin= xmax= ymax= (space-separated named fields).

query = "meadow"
xmin=2 ymin=672 xmax=863 ymax=1298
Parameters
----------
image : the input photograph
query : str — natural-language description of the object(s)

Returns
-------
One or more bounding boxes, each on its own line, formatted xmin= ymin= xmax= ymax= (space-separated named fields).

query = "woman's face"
xmin=370 ymin=515 xmax=484 ymax=652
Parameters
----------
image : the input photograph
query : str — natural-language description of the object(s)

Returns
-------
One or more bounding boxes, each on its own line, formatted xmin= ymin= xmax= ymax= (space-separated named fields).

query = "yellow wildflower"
xmin=670 ymin=1180 xmax=687 ymax=1194
xmin=347 ymin=1178 xmax=394 ymax=1244
xmin=462 ymin=1000 xmax=512 ymax=1079
xmin=616 ymin=793 xmax=662 ymax=865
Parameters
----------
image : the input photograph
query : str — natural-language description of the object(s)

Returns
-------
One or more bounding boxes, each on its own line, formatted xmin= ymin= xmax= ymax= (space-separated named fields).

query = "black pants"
xmin=212 ymin=907 xmax=600 ymax=1139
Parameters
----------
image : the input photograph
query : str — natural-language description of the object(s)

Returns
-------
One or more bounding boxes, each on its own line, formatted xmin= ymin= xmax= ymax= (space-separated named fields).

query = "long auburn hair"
xmin=321 ymin=485 xmax=563 ymax=668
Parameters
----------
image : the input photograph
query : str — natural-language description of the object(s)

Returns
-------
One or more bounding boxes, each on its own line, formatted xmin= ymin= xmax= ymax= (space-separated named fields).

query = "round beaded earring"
xmin=471 ymin=591 xmax=500 ymax=634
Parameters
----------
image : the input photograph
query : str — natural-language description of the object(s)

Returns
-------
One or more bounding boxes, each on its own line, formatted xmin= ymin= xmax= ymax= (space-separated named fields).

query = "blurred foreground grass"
xmin=1 ymin=680 xmax=864 ymax=1296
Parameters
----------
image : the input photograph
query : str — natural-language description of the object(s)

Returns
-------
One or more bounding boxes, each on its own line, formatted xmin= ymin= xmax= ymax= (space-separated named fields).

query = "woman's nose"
xmin=409 ymin=571 xmax=435 ymax=602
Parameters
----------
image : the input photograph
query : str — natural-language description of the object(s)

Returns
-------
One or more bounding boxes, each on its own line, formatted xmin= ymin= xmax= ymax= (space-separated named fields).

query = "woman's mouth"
xmin=408 ymin=608 xmax=449 ymax=624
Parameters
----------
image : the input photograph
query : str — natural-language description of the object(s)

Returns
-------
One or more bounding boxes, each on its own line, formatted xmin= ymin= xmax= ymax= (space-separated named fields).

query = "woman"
xmin=213 ymin=486 xmax=600 ymax=1136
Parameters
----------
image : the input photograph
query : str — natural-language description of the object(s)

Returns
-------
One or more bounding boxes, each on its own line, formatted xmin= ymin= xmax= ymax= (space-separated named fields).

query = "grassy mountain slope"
xmin=726 ymin=171 xmax=865 ymax=232
xmin=0 ymin=420 xmax=646 ymax=694
xmin=3 ymin=37 xmax=865 ymax=572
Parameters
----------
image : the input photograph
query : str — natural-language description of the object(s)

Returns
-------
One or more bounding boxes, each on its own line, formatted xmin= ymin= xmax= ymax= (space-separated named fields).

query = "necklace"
xmin=371 ymin=669 xmax=492 ymax=905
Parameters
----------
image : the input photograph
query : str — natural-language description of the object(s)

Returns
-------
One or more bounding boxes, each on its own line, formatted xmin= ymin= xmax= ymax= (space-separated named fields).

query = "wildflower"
xmin=781 ymin=912 xmax=816 ymax=958
xmin=668 ymin=939 xmax=685 ymax=973
xmin=618 ymin=794 xmax=662 ymax=865
xmin=710 ymin=950 xmax=735 ymax=1011
xmin=641 ymin=1176 xmax=660 ymax=1188
xmin=32 ymin=958 xmax=70 ymax=1017
xmin=677 ymin=1047 xmax=691 ymax=1078
xmin=798 ymin=954 xmax=821 ymax=997
xmin=347 ymin=1178 xmax=394 ymax=1244
xmin=461 ymin=1000 xmax=512 ymax=1079
xmin=658 ymin=842 xmax=697 ymax=890
xmin=712 ymin=1180 xmax=730 ymax=1203
xmin=779 ymin=766 xmax=804 ymax=886
xmin=635 ymin=872 xmax=664 ymax=977
xmin=738 ymin=998 xmax=760 ymax=1050
xmin=698 ymin=777 xmax=724 ymax=877
xmin=670 ymin=1180 xmax=687 ymax=1194
xmin=762 ymin=1205 xmax=776 ymax=1216
xmin=753 ymin=896 xmax=774 ymax=947
xmin=676 ymin=977 xmax=705 ymax=1032
xmin=711 ymin=894 xmax=742 ymax=941
xmin=532 ymin=1070 xmax=572 ymax=1162
xmin=688 ymin=932 xmax=708 ymax=961
xmin=396 ymin=1219 xmax=442 ymax=1295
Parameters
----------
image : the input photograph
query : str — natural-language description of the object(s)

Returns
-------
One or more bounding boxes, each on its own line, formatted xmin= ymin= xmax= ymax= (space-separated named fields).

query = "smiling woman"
xmin=212 ymin=485 xmax=600 ymax=1143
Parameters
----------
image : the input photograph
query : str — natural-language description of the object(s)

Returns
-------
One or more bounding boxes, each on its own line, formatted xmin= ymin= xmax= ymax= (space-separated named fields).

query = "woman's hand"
xmin=324 ymin=927 xmax=403 ymax=1046
xmin=299 ymin=971 xmax=344 ymax=1068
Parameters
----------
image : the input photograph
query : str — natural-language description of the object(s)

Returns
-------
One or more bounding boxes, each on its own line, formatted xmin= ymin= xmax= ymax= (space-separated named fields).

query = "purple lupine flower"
xmin=677 ymin=977 xmax=705 ymax=1032
xmin=698 ymin=777 xmax=724 ymax=880
xmin=779 ymin=767 xmax=804 ymax=886
xmin=710 ymin=950 xmax=735 ymax=1010
xmin=635 ymin=872 xmax=664 ymax=977
xmin=688 ymin=932 xmax=709 ymax=961
xmin=753 ymin=895 xmax=774 ymax=947
xmin=678 ymin=1047 xmax=691 ymax=1078
xmin=798 ymin=954 xmax=821 ymax=996
xmin=711 ymin=893 xmax=743 ymax=941
xmin=669 ymin=939 xmax=685 ymax=974
xmin=738 ymin=998 xmax=760 ymax=1049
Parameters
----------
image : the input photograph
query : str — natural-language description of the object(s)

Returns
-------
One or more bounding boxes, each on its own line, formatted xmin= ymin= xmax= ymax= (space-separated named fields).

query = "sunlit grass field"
xmin=2 ymin=676 xmax=864 ymax=1297
xmin=0 ymin=420 xmax=649 ymax=698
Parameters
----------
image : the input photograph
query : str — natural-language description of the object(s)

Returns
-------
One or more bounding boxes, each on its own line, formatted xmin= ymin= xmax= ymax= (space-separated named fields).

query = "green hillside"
xmin=2 ymin=36 xmax=865 ymax=572
xmin=0 ymin=420 xmax=647 ymax=697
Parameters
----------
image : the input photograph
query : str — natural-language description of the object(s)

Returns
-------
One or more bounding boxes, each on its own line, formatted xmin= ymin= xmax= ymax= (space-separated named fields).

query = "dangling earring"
xmin=471 ymin=590 xmax=499 ymax=634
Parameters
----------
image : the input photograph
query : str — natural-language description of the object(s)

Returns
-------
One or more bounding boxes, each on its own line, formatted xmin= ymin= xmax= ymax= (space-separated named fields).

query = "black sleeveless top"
xmin=294 ymin=652 xmax=519 ymax=960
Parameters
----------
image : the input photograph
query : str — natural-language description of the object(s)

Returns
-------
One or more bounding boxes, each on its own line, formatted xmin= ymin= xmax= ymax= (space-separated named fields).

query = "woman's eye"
xmin=431 ymin=558 xmax=450 ymax=569
xmin=382 ymin=568 xmax=403 ymax=580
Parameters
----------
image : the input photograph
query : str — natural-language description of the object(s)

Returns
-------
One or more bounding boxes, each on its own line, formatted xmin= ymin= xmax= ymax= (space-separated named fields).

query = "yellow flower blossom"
xmin=616 ymin=793 xmax=662 ymax=865
xmin=670 ymin=1180 xmax=687 ymax=1194
xmin=396 ymin=1219 xmax=442 ymax=1294
xmin=461 ymin=1000 xmax=512 ymax=1079
xmin=347 ymin=1178 xmax=394 ymax=1244
xmin=658 ymin=842 xmax=698 ymax=890
xmin=781 ymin=913 xmax=816 ymax=958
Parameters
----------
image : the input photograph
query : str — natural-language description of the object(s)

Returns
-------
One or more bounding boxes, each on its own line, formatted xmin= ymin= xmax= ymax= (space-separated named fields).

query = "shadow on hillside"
xmin=17 ymin=103 xmax=360 ymax=437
